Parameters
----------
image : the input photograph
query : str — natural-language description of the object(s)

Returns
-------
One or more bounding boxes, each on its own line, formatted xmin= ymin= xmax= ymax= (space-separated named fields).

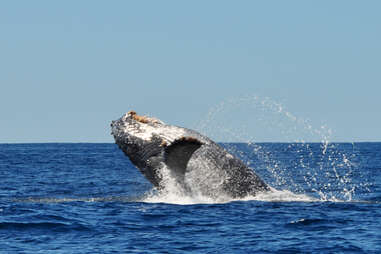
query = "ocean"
xmin=0 ymin=142 xmax=380 ymax=253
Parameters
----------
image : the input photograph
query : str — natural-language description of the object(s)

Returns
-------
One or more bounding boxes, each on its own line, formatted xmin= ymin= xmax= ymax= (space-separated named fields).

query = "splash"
xmin=139 ymin=141 xmax=324 ymax=205
xmin=142 ymin=94 xmax=370 ymax=204
xmin=192 ymin=94 xmax=370 ymax=202
xmin=195 ymin=95 xmax=332 ymax=143
xmin=142 ymin=164 xmax=231 ymax=205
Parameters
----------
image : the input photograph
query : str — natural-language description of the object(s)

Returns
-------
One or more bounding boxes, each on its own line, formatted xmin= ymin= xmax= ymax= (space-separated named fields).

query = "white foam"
xmin=141 ymin=188 xmax=321 ymax=205
xmin=142 ymin=189 xmax=219 ymax=205
xmin=240 ymin=188 xmax=319 ymax=202
xmin=141 ymin=164 xmax=226 ymax=205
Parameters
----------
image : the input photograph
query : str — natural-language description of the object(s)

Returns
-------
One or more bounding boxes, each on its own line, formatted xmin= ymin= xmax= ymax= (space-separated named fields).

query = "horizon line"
xmin=1 ymin=141 xmax=381 ymax=145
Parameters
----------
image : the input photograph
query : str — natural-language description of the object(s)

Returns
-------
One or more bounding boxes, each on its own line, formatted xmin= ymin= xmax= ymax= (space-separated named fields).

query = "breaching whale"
xmin=111 ymin=111 xmax=269 ymax=198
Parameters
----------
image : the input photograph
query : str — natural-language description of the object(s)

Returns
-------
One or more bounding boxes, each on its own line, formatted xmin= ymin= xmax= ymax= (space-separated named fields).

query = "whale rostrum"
xmin=111 ymin=111 xmax=269 ymax=198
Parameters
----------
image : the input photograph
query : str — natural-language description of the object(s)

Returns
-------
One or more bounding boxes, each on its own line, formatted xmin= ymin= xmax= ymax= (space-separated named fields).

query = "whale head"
xmin=110 ymin=111 xmax=166 ymax=186
xmin=111 ymin=111 xmax=165 ymax=148
xmin=111 ymin=111 xmax=202 ymax=187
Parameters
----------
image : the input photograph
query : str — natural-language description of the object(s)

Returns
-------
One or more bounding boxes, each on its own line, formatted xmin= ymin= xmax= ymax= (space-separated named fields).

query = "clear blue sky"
xmin=1 ymin=1 xmax=380 ymax=143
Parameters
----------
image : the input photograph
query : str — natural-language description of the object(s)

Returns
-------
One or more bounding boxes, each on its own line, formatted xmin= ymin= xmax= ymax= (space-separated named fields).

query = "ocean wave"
xmin=0 ymin=221 xmax=90 ymax=232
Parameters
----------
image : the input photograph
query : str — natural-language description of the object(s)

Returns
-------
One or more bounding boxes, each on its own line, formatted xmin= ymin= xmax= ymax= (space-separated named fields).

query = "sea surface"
xmin=0 ymin=142 xmax=380 ymax=253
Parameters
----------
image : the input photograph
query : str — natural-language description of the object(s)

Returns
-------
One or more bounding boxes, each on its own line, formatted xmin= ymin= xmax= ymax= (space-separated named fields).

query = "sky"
xmin=1 ymin=1 xmax=380 ymax=143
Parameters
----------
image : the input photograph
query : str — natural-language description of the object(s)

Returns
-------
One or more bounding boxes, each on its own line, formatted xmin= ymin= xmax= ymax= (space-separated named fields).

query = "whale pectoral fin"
xmin=164 ymin=137 xmax=203 ymax=176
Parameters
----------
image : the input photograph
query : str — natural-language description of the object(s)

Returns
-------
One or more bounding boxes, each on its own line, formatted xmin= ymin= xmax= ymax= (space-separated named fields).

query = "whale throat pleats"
xmin=164 ymin=137 xmax=203 ymax=177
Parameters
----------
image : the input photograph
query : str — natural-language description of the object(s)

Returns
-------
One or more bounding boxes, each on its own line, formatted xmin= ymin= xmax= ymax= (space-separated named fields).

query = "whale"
xmin=111 ymin=111 xmax=269 ymax=198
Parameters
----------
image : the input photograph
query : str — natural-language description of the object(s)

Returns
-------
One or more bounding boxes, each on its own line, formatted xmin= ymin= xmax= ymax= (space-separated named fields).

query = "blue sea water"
xmin=0 ymin=142 xmax=380 ymax=253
